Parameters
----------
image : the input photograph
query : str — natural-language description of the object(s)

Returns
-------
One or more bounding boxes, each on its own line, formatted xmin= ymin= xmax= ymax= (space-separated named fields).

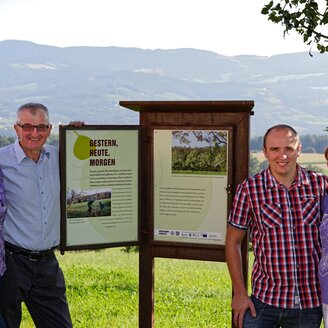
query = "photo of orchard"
xmin=171 ymin=130 xmax=227 ymax=176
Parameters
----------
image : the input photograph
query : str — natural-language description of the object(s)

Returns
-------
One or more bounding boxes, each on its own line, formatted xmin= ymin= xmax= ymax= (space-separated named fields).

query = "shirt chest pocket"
xmin=301 ymin=196 xmax=319 ymax=225
xmin=260 ymin=203 xmax=283 ymax=228
xmin=259 ymin=197 xmax=320 ymax=229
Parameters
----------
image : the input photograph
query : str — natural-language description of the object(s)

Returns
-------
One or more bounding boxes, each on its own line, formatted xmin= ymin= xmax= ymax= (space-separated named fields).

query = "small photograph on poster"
xmin=66 ymin=188 xmax=112 ymax=219
xmin=171 ymin=130 xmax=227 ymax=176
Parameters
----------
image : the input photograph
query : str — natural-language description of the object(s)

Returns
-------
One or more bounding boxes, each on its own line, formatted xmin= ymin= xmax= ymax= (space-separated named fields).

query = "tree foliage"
xmin=172 ymin=146 xmax=227 ymax=173
xmin=250 ymin=134 xmax=327 ymax=153
xmin=0 ymin=136 xmax=15 ymax=147
xmin=171 ymin=131 xmax=227 ymax=174
xmin=172 ymin=131 xmax=227 ymax=146
xmin=249 ymin=154 xmax=325 ymax=176
xmin=262 ymin=0 xmax=328 ymax=54
xmin=0 ymin=135 xmax=59 ymax=148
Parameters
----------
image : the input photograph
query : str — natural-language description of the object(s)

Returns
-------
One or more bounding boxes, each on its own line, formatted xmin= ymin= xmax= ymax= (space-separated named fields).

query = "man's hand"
xmin=231 ymin=294 xmax=256 ymax=328
xmin=68 ymin=121 xmax=85 ymax=127
xmin=225 ymin=226 xmax=254 ymax=327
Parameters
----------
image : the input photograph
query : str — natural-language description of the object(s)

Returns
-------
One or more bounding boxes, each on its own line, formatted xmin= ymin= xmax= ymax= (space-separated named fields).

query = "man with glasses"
xmin=0 ymin=103 xmax=74 ymax=327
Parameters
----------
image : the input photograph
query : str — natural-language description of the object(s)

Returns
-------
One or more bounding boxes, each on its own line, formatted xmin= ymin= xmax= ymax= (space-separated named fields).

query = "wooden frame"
xmin=119 ymin=100 xmax=254 ymax=327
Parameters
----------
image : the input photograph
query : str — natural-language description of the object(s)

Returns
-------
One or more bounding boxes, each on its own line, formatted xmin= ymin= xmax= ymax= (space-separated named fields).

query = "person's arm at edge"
xmin=225 ymin=225 xmax=256 ymax=328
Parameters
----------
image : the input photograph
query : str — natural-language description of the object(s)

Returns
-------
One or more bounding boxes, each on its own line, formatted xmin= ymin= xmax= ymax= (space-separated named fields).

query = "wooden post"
xmin=119 ymin=100 xmax=254 ymax=328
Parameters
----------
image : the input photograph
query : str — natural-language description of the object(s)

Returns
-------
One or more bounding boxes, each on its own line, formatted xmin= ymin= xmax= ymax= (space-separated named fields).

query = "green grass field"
xmin=21 ymin=248 xmax=233 ymax=327
xmin=172 ymin=170 xmax=227 ymax=176
xmin=19 ymin=152 xmax=327 ymax=327
xmin=252 ymin=151 xmax=328 ymax=174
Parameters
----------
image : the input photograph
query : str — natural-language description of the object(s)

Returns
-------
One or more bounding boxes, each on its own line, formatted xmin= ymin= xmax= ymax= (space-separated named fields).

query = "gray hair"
xmin=16 ymin=103 xmax=50 ymax=123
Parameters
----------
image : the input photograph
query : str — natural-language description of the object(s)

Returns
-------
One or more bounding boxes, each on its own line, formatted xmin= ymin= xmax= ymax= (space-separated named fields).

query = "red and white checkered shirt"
xmin=228 ymin=165 xmax=328 ymax=309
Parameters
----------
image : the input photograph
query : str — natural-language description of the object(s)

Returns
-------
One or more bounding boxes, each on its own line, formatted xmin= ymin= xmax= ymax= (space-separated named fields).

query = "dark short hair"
xmin=263 ymin=124 xmax=299 ymax=149
xmin=16 ymin=103 xmax=49 ymax=123
xmin=325 ymin=147 xmax=328 ymax=161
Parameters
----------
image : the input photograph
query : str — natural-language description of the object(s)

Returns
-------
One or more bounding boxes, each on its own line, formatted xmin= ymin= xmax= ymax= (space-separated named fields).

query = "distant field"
xmin=252 ymin=152 xmax=328 ymax=174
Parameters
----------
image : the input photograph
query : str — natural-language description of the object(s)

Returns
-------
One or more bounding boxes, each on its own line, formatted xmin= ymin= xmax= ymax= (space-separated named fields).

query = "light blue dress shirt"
xmin=0 ymin=169 xmax=7 ymax=276
xmin=0 ymin=139 xmax=60 ymax=251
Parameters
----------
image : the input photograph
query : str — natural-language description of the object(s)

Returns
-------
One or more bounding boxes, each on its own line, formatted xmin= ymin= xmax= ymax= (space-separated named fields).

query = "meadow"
xmin=20 ymin=152 xmax=327 ymax=327
xmin=252 ymin=151 xmax=328 ymax=174
xmin=21 ymin=248 xmax=233 ymax=327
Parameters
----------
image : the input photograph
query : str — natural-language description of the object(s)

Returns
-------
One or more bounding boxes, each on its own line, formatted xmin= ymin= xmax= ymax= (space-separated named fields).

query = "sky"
xmin=0 ymin=0 xmax=313 ymax=56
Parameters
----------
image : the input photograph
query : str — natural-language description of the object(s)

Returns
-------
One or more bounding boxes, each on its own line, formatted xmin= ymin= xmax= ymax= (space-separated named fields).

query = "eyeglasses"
xmin=16 ymin=123 xmax=51 ymax=132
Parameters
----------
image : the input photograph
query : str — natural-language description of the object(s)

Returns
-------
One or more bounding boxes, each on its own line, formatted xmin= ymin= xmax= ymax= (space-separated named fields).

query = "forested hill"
xmin=0 ymin=134 xmax=325 ymax=154
xmin=0 ymin=40 xmax=327 ymax=136
xmin=251 ymin=134 xmax=327 ymax=153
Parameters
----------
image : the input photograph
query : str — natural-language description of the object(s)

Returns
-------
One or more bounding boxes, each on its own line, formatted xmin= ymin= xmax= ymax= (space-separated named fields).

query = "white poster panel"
xmin=64 ymin=127 xmax=139 ymax=247
xmin=154 ymin=129 xmax=228 ymax=245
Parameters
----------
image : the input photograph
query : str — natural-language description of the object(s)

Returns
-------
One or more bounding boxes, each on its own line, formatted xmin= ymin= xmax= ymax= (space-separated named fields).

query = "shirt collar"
xmin=264 ymin=164 xmax=309 ymax=190
xmin=14 ymin=139 xmax=50 ymax=164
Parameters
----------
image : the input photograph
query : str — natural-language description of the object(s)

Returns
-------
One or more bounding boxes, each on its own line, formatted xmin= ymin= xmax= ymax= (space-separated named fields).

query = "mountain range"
xmin=0 ymin=40 xmax=327 ymax=136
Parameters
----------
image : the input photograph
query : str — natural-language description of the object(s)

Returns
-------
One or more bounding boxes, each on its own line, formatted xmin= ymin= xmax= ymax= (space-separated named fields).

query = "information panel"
xmin=60 ymin=125 xmax=139 ymax=250
xmin=153 ymin=129 xmax=229 ymax=245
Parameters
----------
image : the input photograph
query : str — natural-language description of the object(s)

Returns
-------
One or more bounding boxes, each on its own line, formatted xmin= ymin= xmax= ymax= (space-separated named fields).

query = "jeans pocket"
xmin=243 ymin=296 xmax=275 ymax=328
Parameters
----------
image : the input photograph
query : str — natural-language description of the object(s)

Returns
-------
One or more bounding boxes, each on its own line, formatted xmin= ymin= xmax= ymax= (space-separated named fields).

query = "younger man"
xmin=226 ymin=124 xmax=327 ymax=328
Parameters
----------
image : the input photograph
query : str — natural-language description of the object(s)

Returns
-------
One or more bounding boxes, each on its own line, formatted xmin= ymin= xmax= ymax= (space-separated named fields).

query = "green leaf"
xmin=261 ymin=1 xmax=274 ymax=15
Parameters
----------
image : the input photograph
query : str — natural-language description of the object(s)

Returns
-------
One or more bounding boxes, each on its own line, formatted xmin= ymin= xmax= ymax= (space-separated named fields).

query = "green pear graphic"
xmin=73 ymin=131 xmax=96 ymax=160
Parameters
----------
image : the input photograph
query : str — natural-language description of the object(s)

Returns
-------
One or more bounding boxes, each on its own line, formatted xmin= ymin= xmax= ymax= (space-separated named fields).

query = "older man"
xmin=0 ymin=103 xmax=73 ymax=328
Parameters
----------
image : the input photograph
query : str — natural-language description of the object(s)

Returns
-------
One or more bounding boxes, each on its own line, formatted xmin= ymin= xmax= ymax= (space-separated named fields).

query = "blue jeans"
xmin=243 ymin=295 xmax=322 ymax=328
xmin=0 ymin=248 xmax=72 ymax=328
xmin=0 ymin=279 xmax=7 ymax=328
xmin=0 ymin=315 xmax=6 ymax=328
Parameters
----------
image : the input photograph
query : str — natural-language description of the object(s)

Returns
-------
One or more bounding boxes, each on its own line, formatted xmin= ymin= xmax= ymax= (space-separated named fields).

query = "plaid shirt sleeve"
xmin=228 ymin=181 xmax=250 ymax=230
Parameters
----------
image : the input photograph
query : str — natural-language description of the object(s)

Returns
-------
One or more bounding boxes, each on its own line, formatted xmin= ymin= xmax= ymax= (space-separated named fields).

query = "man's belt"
xmin=5 ymin=242 xmax=55 ymax=262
